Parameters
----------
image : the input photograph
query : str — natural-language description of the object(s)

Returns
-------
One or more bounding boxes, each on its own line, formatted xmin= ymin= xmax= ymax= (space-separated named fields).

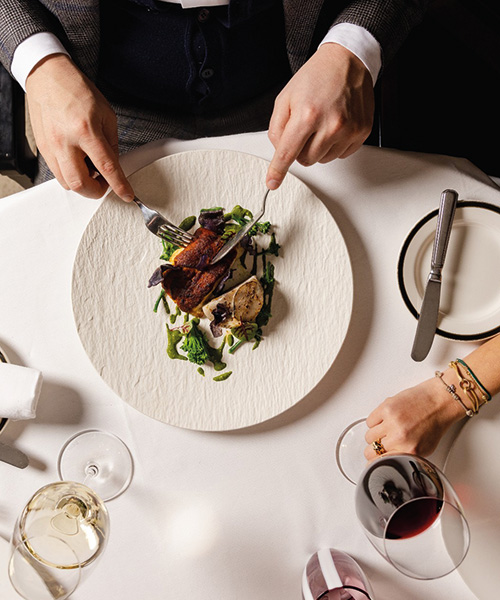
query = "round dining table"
xmin=1 ymin=130 xmax=498 ymax=600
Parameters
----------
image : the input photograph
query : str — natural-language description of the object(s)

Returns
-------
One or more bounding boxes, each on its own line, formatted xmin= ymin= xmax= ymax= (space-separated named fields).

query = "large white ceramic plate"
xmin=72 ymin=150 xmax=353 ymax=431
xmin=398 ymin=201 xmax=500 ymax=341
xmin=445 ymin=399 xmax=500 ymax=598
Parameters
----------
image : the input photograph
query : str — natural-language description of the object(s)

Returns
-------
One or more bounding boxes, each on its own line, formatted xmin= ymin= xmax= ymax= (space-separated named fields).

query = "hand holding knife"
xmin=411 ymin=189 xmax=459 ymax=361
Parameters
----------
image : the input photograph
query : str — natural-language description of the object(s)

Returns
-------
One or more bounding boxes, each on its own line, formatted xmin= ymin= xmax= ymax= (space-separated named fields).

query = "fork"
xmin=211 ymin=189 xmax=271 ymax=264
xmin=133 ymin=196 xmax=194 ymax=247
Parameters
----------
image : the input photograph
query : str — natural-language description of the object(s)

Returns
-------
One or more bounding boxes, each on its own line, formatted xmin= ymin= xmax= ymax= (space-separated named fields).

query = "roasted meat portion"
xmin=160 ymin=228 xmax=241 ymax=316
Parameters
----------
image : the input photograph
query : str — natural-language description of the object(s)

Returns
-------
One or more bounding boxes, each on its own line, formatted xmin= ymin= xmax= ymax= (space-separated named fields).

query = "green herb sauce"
xmin=166 ymin=325 xmax=187 ymax=361
xmin=213 ymin=371 xmax=232 ymax=382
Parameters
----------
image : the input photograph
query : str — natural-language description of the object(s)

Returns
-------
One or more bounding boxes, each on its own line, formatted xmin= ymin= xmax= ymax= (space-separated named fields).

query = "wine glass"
xmin=57 ymin=429 xmax=133 ymax=502
xmin=336 ymin=419 xmax=470 ymax=579
xmin=8 ymin=535 xmax=81 ymax=600
xmin=302 ymin=548 xmax=374 ymax=600
xmin=10 ymin=430 xmax=133 ymax=597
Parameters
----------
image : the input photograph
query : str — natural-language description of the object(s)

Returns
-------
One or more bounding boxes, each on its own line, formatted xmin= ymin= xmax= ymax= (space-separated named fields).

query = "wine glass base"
xmin=57 ymin=430 xmax=133 ymax=501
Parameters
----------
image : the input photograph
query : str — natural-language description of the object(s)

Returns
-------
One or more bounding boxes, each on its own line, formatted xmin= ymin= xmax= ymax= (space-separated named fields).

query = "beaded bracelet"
xmin=435 ymin=371 xmax=474 ymax=417
xmin=456 ymin=358 xmax=491 ymax=402
xmin=449 ymin=360 xmax=487 ymax=414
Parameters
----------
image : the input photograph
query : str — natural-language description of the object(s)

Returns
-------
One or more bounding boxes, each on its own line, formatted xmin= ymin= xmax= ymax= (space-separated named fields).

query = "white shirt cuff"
xmin=319 ymin=23 xmax=382 ymax=86
xmin=11 ymin=32 xmax=70 ymax=91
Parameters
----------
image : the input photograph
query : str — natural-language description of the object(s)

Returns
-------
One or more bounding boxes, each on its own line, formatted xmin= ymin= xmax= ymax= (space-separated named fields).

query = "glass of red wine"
xmin=336 ymin=419 xmax=470 ymax=579
xmin=302 ymin=548 xmax=374 ymax=600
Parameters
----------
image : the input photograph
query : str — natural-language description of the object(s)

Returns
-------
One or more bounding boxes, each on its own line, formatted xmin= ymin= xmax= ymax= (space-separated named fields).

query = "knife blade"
xmin=211 ymin=190 xmax=270 ymax=265
xmin=0 ymin=441 xmax=29 ymax=468
xmin=411 ymin=189 xmax=458 ymax=361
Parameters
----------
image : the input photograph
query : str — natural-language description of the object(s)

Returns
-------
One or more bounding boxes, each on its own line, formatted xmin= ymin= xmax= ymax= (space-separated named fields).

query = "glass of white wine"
xmin=9 ymin=535 xmax=81 ymax=600
xmin=9 ymin=430 xmax=133 ymax=598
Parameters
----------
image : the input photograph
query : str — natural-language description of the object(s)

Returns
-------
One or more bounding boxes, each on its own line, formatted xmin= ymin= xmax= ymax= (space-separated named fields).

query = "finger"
xmin=365 ymin=423 xmax=386 ymax=445
xmin=82 ymin=136 xmax=134 ymax=202
xmin=266 ymin=119 xmax=313 ymax=189
xmin=366 ymin=409 xmax=384 ymax=429
xmin=364 ymin=432 xmax=393 ymax=461
xmin=339 ymin=139 xmax=363 ymax=159
xmin=267 ymin=96 xmax=290 ymax=149
xmin=40 ymin=150 xmax=70 ymax=191
xmin=296 ymin=132 xmax=334 ymax=166
xmin=57 ymin=147 xmax=108 ymax=198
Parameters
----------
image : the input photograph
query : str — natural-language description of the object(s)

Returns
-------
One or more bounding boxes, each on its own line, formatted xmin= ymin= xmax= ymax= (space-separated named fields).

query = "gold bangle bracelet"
xmin=435 ymin=371 xmax=474 ymax=418
xmin=456 ymin=358 xmax=491 ymax=402
xmin=449 ymin=360 xmax=482 ymax=413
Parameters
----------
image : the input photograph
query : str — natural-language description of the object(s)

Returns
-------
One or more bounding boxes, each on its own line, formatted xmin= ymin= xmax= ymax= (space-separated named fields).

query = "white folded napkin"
xmin=0 ymin=363 xmax=42 ymax=420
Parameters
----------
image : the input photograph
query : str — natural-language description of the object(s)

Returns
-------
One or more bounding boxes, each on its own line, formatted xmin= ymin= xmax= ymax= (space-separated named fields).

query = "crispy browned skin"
xmin=162 ymin=228 xmax=239 ymax=315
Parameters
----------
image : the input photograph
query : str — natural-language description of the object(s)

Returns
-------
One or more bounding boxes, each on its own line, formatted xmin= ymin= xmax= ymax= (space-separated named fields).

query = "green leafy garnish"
xmin=181 ymin=318 xmax=210 ymax=365
xmin=231 ymin=322 xmax=259 ymax=342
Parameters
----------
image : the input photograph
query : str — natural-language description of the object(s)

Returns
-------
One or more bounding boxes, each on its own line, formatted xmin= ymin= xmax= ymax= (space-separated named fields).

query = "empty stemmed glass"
xmin=9 ymin=430 xmax=133 ymax=599
xmin=336 ymin=419 xmax=470 ymax=580
xmin=302 ymin=548 xmax=375 ymax=600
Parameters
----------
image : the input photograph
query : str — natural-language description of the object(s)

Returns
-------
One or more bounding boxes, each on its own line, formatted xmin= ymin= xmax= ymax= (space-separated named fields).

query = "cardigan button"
xmin=198 ymin=8 xmax=210 ymax=22
xmin=201 ymin=67 xmax=215 ymax=79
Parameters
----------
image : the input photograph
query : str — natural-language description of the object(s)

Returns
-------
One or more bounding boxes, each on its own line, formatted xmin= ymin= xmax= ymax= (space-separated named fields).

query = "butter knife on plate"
xmin=411 ymin=189 xmax=458 ymax=361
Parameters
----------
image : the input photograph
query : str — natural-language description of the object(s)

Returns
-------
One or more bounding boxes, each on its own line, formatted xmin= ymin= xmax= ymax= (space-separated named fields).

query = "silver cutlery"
xmin=211 ymin=189 xmax=270 ymax=264
xmin=0 ymin=441 xmax=29 ymax=469
xmin=133 ymin=196 xmax=194 ymax=247
xmin=411 ymin=189 xmax=458 ymax=361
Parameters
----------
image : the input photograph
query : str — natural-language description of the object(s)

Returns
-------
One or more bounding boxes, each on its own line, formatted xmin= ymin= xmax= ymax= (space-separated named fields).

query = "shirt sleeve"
xmin=11 ymin=31 xmax=70 ymax=91
xmin=319 ymin=23 xmax=382 ymax=86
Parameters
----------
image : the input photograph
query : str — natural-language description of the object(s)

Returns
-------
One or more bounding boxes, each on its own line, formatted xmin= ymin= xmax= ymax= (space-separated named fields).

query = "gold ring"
xmin=372 ymin=439 xmax=386 ymax=456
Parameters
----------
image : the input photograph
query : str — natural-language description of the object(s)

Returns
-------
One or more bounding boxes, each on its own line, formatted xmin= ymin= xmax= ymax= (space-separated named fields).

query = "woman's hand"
xmin=364 ymin=376 xmax=466 ymax=461
xmin=26 ymin=54 xmax=134 ymax=201
xmin=266 ymin=43 xmax=374 ymax=190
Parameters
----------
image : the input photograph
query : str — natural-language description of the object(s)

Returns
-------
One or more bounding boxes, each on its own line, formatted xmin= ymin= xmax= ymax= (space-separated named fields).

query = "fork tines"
xmin=158 ymin=224 xmax=194 ymax=247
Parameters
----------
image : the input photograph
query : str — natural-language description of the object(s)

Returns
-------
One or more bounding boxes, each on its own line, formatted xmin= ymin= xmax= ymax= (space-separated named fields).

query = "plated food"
xmin=148 ymin=205 xmax=280 ymax=381
xmin=72 ymin=149 xmax=352 ymax=430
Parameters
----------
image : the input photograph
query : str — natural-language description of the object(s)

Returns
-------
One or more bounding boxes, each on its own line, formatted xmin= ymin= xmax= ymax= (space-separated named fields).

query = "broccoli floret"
xmin=249 ymin=221 xmax=272 ymax=236
xmin=181 ymin=318 xmax=210 ymax=365
xmin=225 ymin=205 xmax=253 ymax=226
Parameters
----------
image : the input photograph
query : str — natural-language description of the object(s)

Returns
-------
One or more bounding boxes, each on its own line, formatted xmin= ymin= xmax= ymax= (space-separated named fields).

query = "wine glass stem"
xmin=82 ymin=464 xmax=99 ymax=487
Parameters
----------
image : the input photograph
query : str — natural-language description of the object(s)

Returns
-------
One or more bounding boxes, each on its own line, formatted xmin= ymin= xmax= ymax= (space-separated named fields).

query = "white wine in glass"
xmin=12 ymin=481 xmax=109 ymax=571
xmin=10 ymin=430 xmax=133 ymax=598
xmin=9 ymin=535 xmax=81 ymax=600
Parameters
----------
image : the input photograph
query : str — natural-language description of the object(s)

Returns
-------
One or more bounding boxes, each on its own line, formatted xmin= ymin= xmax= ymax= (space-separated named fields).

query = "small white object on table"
xmin=0 ymin=361 xmax=42 ymax=420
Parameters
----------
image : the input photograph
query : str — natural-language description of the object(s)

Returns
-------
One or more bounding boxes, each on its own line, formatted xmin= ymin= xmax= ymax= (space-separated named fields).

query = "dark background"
xmin=368 ymin=0 xmax=500 ymax=176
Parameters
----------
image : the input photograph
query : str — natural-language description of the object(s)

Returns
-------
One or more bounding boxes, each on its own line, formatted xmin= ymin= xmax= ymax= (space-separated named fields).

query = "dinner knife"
xmin=0 ymin=441 xmax=29 ymax=469
xmin=411 ymin=189 xmax=458 ymax=361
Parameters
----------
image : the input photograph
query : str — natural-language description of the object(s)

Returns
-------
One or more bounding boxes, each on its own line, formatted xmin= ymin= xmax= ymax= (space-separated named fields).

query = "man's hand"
xmin=26 ymin=54 xmax=134 ymax=201
xmin=266 ymin=43 xmax=374 ymax=190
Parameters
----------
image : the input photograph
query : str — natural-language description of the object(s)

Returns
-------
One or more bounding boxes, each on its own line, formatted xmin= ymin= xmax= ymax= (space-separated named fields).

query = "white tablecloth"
xmin=2 ymin=131 xmax=498 ymax=599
